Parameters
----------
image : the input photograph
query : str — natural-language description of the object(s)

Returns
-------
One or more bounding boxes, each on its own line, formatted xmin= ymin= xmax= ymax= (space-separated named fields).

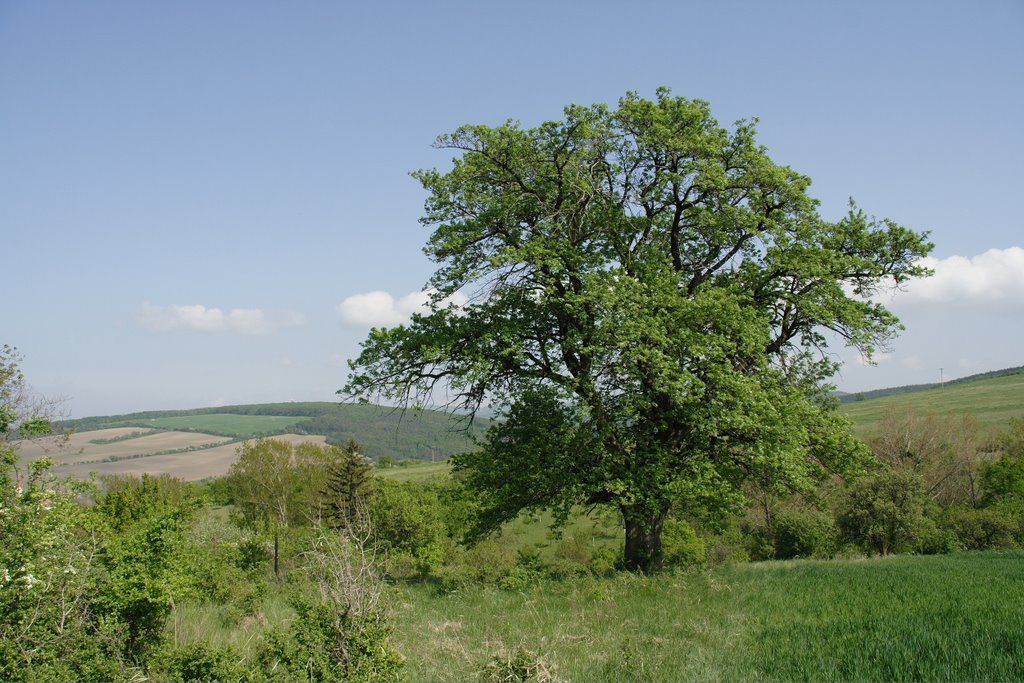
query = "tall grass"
xmin=392 ymin=552 xmax=1024 ymax=681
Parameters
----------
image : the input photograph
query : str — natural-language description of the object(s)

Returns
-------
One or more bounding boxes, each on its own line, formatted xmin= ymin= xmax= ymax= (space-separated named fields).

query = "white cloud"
xmin=336 ymin=288 xmax=468 ymax=327
xmin=885 ymin=246 xmax=1024 ymax=311
xmin=854 ymin=351 xmax=893 ymax=366
xmin=138 ymin=303 xmax=305 ymax=335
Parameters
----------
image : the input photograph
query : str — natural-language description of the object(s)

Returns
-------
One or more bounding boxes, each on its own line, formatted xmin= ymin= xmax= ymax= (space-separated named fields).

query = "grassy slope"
xmin=393 ymin=552 xmax=1024 ymax=682
xmin=60 ymin=402 xmax=486 ymax=461
xmin=127 ymin=414 xmax=309 ymax=438
xmin=840 ymin=371 xmax=1024 ymax=435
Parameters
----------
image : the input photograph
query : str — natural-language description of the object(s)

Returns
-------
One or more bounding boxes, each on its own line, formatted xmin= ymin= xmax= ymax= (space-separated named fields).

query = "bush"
xmin=662 ymin=519 xmax=707 ymax=568
xmin=151 ymin=642 xmax=242 ymax=683
xmin=836 ymin=469 xmax=938 ymax=555
xmin=981 ymin=455 xmax=1024 ymax=507
xmin=479 ymin=646 xmax=559 ymax=682
xmin=771 ymin=506 xmax=838 ymax=559
xmin=257 ymin=599 xmax=403 ymax=682
xmin=255 ymin=526 xmax=404 ymax=682
xmin=434 ymin=539 xmax=520 ymax=590
xmin=369 ymin=480 xmax=449 ymax=575
xmin=942 ymin=505 xmax=1021 ymax=550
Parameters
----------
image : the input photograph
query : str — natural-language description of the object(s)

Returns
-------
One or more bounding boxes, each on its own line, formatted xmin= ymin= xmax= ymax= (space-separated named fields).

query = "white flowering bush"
xmin=0 ymin=450 xmax=131 ymax=681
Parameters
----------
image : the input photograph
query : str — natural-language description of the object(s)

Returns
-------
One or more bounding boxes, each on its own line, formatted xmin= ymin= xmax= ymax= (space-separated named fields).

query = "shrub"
xmin=434 ymin=539 xmax=520 ymax=590
xmin=369 ymin=480 xmax=448 ymax=575
xmin=257 ymin=599 xmax=403 ymax=682
xmin=479 ymin=646 xmax=559 ymax=682
xmin=662 ymin=519 xmax=707 ymax=568
xmin=255 ymin=526 xmax=404 ymax=682
xmin=544 ymin=529 xmax=616 ymax=579
xmin=151 ymin=641 xmax=242 ymax=683
xmin=0 ymin=457 xmax=131 ymax=682
xmin=981 ymin=455 xmax=1024 ymax=507
xmin=771 ymin=506 xmax=838 ymax=559
xmin=836 ymin=469 xmax=938 ymax=555
xmin=942 ymin=505 xmax=1021 ymax=550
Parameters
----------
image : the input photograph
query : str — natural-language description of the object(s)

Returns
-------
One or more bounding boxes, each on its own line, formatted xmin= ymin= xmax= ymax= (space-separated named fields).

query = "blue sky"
xmin=2 ymin=1 xmax=1022 ymax=417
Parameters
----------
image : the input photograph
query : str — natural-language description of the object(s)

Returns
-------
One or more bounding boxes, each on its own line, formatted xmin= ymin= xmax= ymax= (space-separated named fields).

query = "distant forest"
xmin=839 ymin=366 xmax=1024 ymax=403
xmin=57 ymin=402 xmax=488 ymax=461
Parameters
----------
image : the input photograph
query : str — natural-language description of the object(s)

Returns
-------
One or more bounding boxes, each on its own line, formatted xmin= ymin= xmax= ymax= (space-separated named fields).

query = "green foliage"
xmin=836 ymin=470 xmax=939 ymax=555
xmin=661 ymin=519 xmax=707 ymax=568
xmin=998 ymin=417 xmax=1024 ymax=459
xmin=434 ymin=539 xmax=522 ymax=591
xmin=151 ymin=641 xmax=243 ymax=683
xmin=96 ymin=473 xmax=201 ymax=531
xmin=322 ymin=439 xmax=375 ymax=529
xmin=369 ymin=479 xmax=449 ymax=575
xmin=982 ymin=447 xmax=1024 ymax=507
xmin=257 ymin=604 xmax=401 ymax=682
xmin=0 ymin=461 xmax=131 ymax=681
xmin=101 ymin=509 xmax=195 ymax=658
xmin=345 ymin=89 xmax=926 ymax=571
xmin=942 ymin=505 xmax=1021 ymax=550
xmin=770 ymin=505 xmax=838 ymax=560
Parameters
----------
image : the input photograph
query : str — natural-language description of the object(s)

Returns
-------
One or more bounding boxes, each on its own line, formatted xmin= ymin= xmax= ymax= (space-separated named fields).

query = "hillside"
xmin=840 ymin=370 xmax=1024 ymax=435
xmin=58 ymin=402 xmax=486 ymax=461
xmin=839 ymin=365 xmax=1024 ymax=403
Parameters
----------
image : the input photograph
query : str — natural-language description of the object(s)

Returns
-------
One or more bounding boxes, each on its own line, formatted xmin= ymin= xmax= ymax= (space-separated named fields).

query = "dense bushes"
xmin=836 ymin=470 xmax=938 ymax=555
xmin=662 ymin=519 xmax=707 ymax=567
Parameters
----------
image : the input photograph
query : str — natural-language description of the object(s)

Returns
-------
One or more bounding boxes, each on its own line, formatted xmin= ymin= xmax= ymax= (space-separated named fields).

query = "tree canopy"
xmin=343 ymin=89 xmax=933 ymax=570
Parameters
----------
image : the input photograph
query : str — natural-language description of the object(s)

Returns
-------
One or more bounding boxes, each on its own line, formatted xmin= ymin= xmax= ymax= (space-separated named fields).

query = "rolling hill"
xmin=57 ymin=402 xmax=487 ymax=462
xmin=839 ymin=368 xmax=1024 ymax=436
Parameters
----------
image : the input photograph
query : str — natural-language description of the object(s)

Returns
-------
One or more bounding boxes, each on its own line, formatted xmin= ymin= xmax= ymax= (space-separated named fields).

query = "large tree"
xmin=343 ymin=90 xmax=932 ymax=571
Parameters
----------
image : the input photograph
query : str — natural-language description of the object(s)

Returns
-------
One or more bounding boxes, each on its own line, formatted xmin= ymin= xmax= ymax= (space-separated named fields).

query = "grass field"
xmin=840 ymin=371 xmax=1024 ymax=436
xmin=122 ymin=413 xmax=311 ymax=437
xmin=377 ymin=460 xmax=453 ymax=482
xmin=391 ymin=552 xmax=1024 ymax=682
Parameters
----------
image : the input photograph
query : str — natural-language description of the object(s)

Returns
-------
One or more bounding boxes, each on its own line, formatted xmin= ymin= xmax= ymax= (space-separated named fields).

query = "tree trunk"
xmin=622 ymin=506 xmax=668 ymax=573
xmin=273 ymin=530 xmax=280 ymax=578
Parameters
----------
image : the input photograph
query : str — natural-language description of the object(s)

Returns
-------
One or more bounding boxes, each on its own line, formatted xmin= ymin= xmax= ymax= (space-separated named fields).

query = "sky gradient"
xmin=2 ymin=1 xmax=1022 ymax=417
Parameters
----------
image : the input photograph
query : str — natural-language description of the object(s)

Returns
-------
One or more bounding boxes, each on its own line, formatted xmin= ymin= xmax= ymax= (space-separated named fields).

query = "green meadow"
xmin=841 ymin=371 xmax=1024 ymax=436
xmin=129 ymin=413 xmax=311 ymax=437
xmin=391 ymin=552 xmax=1024 ymax=682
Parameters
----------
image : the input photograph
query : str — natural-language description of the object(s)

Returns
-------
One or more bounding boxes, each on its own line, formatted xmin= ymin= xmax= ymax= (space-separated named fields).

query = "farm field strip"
xmin=112 ymin=413 xmax=312 ymax=437
xmin=51 ymin=433 xmax=328 ymax=481
xmin=16 ymin=428 xmax=232 ymax=466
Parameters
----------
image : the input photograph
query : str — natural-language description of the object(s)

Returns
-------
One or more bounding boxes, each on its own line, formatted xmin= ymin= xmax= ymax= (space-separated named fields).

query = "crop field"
xmin=391 ymin=551 xmax=1024 ymax=682
xmin=17 ymin=428 xmax=231 ymax=467
xmin=377 ymin=460 xmax=453 ymax=482
xmin=107 ymin=413 xmax=311 ymax=437
xmin=840 ymin=371 xmax=1024 ymax=436
xmin=18 ymin=429 xmax=327 ymax=481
